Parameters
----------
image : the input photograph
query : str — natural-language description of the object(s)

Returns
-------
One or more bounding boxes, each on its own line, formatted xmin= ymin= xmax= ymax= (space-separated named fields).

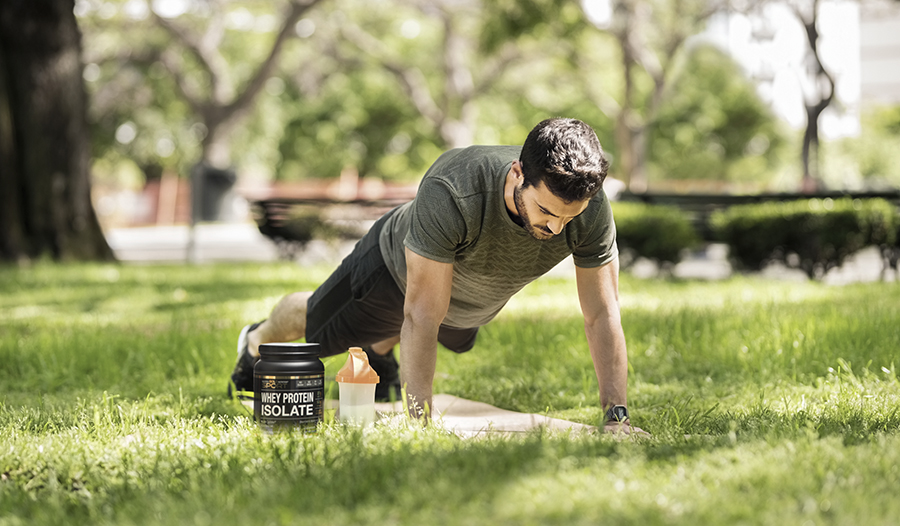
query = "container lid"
xmin=258 ymin=342 xmax=321 ymax=358
xmin=335 ymin=347 xmax=380 ymax=384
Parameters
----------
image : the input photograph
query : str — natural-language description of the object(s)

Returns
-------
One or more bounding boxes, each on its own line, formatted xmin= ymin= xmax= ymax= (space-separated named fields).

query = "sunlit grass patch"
xmin=1 ymin=263 xmax=898 ymax=525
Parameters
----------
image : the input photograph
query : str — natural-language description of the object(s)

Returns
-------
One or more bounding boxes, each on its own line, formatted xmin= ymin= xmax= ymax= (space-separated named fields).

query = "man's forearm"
xmin=585 ymin=315 xmax=629 ymax=410
xmin=398 ymin=316 xmax=439 ymax=419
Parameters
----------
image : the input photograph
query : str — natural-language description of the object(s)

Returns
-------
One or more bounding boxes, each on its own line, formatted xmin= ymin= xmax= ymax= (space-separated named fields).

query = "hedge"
xmin=611 ymin=201 xmax=700 ymax=266
xmin=710 ymin=197 xmax=899 ymax=279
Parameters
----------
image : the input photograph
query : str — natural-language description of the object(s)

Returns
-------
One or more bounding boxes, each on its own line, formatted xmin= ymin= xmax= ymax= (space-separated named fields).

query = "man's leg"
xmin=365 ymin=336 xmax=402 ymax=402
xmin=229 ymin=291 xmax=314 ymax=397
xmin=232 ymin=207 xmax=404 ymax=398
xmin=369 ymin=336 xmax=400 ymax=356
xmin=246 ymin=291 xmax=313 ymax=357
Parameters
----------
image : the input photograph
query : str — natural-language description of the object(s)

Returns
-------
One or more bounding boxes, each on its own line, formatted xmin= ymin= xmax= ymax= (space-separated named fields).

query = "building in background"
xmin=860 ymin=0 xmax=900 ymax=106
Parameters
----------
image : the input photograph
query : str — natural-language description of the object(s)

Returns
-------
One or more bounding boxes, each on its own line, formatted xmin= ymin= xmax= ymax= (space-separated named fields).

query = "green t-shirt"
xmin=379 ymin=145 xmax=618 ymax=328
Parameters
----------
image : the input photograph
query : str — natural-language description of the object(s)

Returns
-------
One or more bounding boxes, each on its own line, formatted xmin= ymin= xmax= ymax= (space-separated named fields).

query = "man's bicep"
xmin=575 ymin=257 xmax=622 ymax=322
xmin=404 ymin=248 xmax=453 ymax=322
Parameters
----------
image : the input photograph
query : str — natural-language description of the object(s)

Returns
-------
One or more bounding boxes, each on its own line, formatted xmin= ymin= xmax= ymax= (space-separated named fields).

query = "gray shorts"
xmin=305 ymin=210 xmax=479 ymax=357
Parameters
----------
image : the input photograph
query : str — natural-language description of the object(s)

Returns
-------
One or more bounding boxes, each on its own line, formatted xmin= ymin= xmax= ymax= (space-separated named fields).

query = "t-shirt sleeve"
xmin=404 ymin=176 xmax=467 ymax=264
xmin=572 ymin=196 xmax=619 ymax=268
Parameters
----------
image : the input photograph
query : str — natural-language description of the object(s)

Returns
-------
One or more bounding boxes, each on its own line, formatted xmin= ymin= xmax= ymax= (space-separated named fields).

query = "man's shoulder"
xmin=461 ymin=144 xmax=520 ymax=156
xmin=423 ymin=145 xmax=518 ymax=194
xmin=430 ymin=145 xmax=519 ymax=172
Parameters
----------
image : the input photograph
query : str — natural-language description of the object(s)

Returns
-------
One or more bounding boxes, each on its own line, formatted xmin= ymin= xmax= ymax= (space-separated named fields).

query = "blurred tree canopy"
xmin=572 ymin=0 xmax=758 ymax=191
xmin=824 ymin=105 xmax=900 ymax=190
xmin=77 ymin=0 xmax=804 ymax=191
xmin=648 ymin=43 xmax=787 ymax=185
xmin=80 ymin=0 xmax=322 ymax=182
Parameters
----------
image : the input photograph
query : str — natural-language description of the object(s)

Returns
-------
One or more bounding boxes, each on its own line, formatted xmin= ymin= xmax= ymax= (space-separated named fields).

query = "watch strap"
xmin=605 ymin=405 xmax=629 ymax=423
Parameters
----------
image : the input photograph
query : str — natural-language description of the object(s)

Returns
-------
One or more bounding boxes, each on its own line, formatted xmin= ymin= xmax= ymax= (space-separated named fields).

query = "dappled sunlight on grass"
xmin=1 ymin=263 xmax=898 ymax=525
xmin=498 ymin=276 xmax=581 ymax=318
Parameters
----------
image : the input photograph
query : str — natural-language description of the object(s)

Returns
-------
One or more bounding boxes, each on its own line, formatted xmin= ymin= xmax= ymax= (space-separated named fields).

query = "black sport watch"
xmin=605 ymin=405 xmax=629 ymax=423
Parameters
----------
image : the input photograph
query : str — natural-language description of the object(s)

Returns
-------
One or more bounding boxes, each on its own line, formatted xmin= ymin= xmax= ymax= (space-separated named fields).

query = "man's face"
xmin=512 ymin=181 xmax=590 ymax=240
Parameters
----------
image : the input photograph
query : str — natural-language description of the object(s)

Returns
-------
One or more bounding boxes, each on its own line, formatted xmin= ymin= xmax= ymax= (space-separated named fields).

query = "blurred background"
xmin=2 ymin=0 xmax=899 ymax=266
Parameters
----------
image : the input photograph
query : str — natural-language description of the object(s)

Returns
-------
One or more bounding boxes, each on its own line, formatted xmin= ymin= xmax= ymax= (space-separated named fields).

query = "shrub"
xmin=710 ymin=198 xmax=899 ymax=279
xmin=611 ymin=202 xmax=700 ymax=267
xmin=881 ymin=218 xmax=900 ymax=274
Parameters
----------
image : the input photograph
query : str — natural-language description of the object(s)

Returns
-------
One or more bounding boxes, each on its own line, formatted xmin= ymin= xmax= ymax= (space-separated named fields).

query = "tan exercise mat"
xmin=394 ymin=394 xmax=597 ymax=437
xmin=244 ymin=394 xmax=596 ymax=437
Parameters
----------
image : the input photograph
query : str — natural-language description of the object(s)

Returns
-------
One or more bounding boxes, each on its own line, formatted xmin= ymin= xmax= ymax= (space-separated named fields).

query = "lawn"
xmin=1 ymin=262 xmax=898 ymax=525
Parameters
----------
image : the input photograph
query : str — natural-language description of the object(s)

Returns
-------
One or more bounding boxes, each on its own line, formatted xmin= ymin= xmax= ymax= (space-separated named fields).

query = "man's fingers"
xmin=602 ymin=421 xmax=651 ymax=436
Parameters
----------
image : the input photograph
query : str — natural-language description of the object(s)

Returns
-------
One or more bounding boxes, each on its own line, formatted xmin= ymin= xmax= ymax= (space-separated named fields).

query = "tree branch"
xmin=156 ymin=48 xmax=205 ymax=114
xmin=572 ymin=48 xmax=622 ymax=118
xmin=472 ymin=43 xmax=521 ymax=96
xmin=339 ymin=21 xmax=445 ymax=127
xmin=151 ymin=11 xmax=229 ymax=103
xmin=224 ymin=0 xmax=323 ymax=120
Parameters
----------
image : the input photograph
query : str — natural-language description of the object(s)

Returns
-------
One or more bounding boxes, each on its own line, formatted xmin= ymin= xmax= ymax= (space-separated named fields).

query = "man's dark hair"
xmin=519 ymin=118 xmax=609 ymax=202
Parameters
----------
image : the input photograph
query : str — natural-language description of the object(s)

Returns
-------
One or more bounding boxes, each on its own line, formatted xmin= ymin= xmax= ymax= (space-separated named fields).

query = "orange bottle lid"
xmin=335 ymin=347 xmax=380 ymax=384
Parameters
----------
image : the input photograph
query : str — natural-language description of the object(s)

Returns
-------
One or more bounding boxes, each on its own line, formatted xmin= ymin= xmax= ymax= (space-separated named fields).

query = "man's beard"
xmin=513 ymin=185 xmax=554 ymax=240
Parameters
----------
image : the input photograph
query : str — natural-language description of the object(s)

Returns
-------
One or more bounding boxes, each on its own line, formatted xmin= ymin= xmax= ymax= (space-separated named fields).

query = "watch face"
xmin=607 ymin=405 xmax=629 ymax=422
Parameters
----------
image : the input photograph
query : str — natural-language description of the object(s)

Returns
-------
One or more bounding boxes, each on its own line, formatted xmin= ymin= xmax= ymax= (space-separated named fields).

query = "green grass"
xmin=1 ymin=262 xmax=899 ymax=525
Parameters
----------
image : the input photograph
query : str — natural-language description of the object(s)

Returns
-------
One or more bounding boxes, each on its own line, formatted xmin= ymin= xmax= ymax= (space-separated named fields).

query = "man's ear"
xmin=511 ymin=160 xmax=524 ymax=181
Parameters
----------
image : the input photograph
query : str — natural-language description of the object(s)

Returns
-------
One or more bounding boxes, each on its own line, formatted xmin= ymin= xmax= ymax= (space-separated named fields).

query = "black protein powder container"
xmin=253 ymin=343 xmax=324 ymax=434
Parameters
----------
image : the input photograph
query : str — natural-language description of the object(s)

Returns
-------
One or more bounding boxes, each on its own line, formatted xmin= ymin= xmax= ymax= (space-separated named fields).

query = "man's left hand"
xmin=602 ymin=420 xmax=651 ymax=436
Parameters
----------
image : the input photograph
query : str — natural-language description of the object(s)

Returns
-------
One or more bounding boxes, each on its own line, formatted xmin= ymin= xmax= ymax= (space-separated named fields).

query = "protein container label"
xmin=254 ymin=373 xmax=324 ymax=433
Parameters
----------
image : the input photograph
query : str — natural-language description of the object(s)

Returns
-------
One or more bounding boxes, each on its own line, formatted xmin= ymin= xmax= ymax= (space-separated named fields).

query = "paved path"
xmin=107 ymin=223 xmax=282 ymax=264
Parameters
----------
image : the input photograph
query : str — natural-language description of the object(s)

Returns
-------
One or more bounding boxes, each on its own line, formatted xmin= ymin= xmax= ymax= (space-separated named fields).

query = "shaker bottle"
xmin=335 ymin=347 xmax=380 ymax=425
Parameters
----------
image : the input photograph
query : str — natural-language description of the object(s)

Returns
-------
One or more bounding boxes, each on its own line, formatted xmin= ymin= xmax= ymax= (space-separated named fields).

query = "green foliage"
xmin=79 ymin=0 xmax=303 ymax=179
xmin=649 ymin=44 xmax=787 ymax=184
xmin=275 ymin=69 xmax=440 ymax=182
xmin=479 ymin=0 xmax=584 ymax=53
xmin=77 ymin=0 xmax=808 ymax=192
xmin=611 ymin=201 xmax=700 ymax=266
xmin=710 ymin=198 xmax=899 ymax=278
xmin=872 ymin=104 xmax=900 ymax=135
xmin=1 ymin=264 xmax=900 ymax=524
xmin=824 ymin=105 xmax=900 ymax=189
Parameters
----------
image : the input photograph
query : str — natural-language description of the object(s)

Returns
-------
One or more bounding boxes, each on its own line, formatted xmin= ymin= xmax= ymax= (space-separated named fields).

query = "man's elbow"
xmin=403 ymin=303 xmax=446 ymax=333
xmin=583 ymin=307 xmax=622 ymax=332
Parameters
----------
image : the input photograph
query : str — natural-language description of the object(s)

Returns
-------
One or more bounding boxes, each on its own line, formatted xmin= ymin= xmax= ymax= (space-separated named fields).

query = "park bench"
xmin=250 ymin=196 xmax=411 ymax=260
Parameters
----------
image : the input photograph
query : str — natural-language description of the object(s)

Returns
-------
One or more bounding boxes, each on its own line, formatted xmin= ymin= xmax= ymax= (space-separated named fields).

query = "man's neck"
xmin=503 ymin=161 xmax=522 ymax=221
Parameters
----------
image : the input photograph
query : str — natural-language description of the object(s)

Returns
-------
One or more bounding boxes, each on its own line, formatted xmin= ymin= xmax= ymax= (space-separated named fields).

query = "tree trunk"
xmin=801 ymin=102 xmax=821 ymax=193
xmin=796 ymin=0 xmax=833 ymax=194
xmin=0 ymin=0 xmax=114 ymax=262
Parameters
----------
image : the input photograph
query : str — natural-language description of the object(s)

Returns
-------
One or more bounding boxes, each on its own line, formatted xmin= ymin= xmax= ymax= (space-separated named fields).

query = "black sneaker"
xmin=228 ymin=321 xmax=265 ymax=400
xmin=363 ymin=347 xmax=402 ymax=402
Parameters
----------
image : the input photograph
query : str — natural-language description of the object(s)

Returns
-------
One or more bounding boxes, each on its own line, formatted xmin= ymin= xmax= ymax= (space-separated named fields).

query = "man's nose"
xmin=547 ymin=218 xmax=564 ymax=235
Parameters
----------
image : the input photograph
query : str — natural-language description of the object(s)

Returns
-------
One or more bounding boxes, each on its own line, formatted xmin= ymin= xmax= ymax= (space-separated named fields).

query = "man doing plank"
xmin=232 ymin=117 xmax=645 ymax=434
